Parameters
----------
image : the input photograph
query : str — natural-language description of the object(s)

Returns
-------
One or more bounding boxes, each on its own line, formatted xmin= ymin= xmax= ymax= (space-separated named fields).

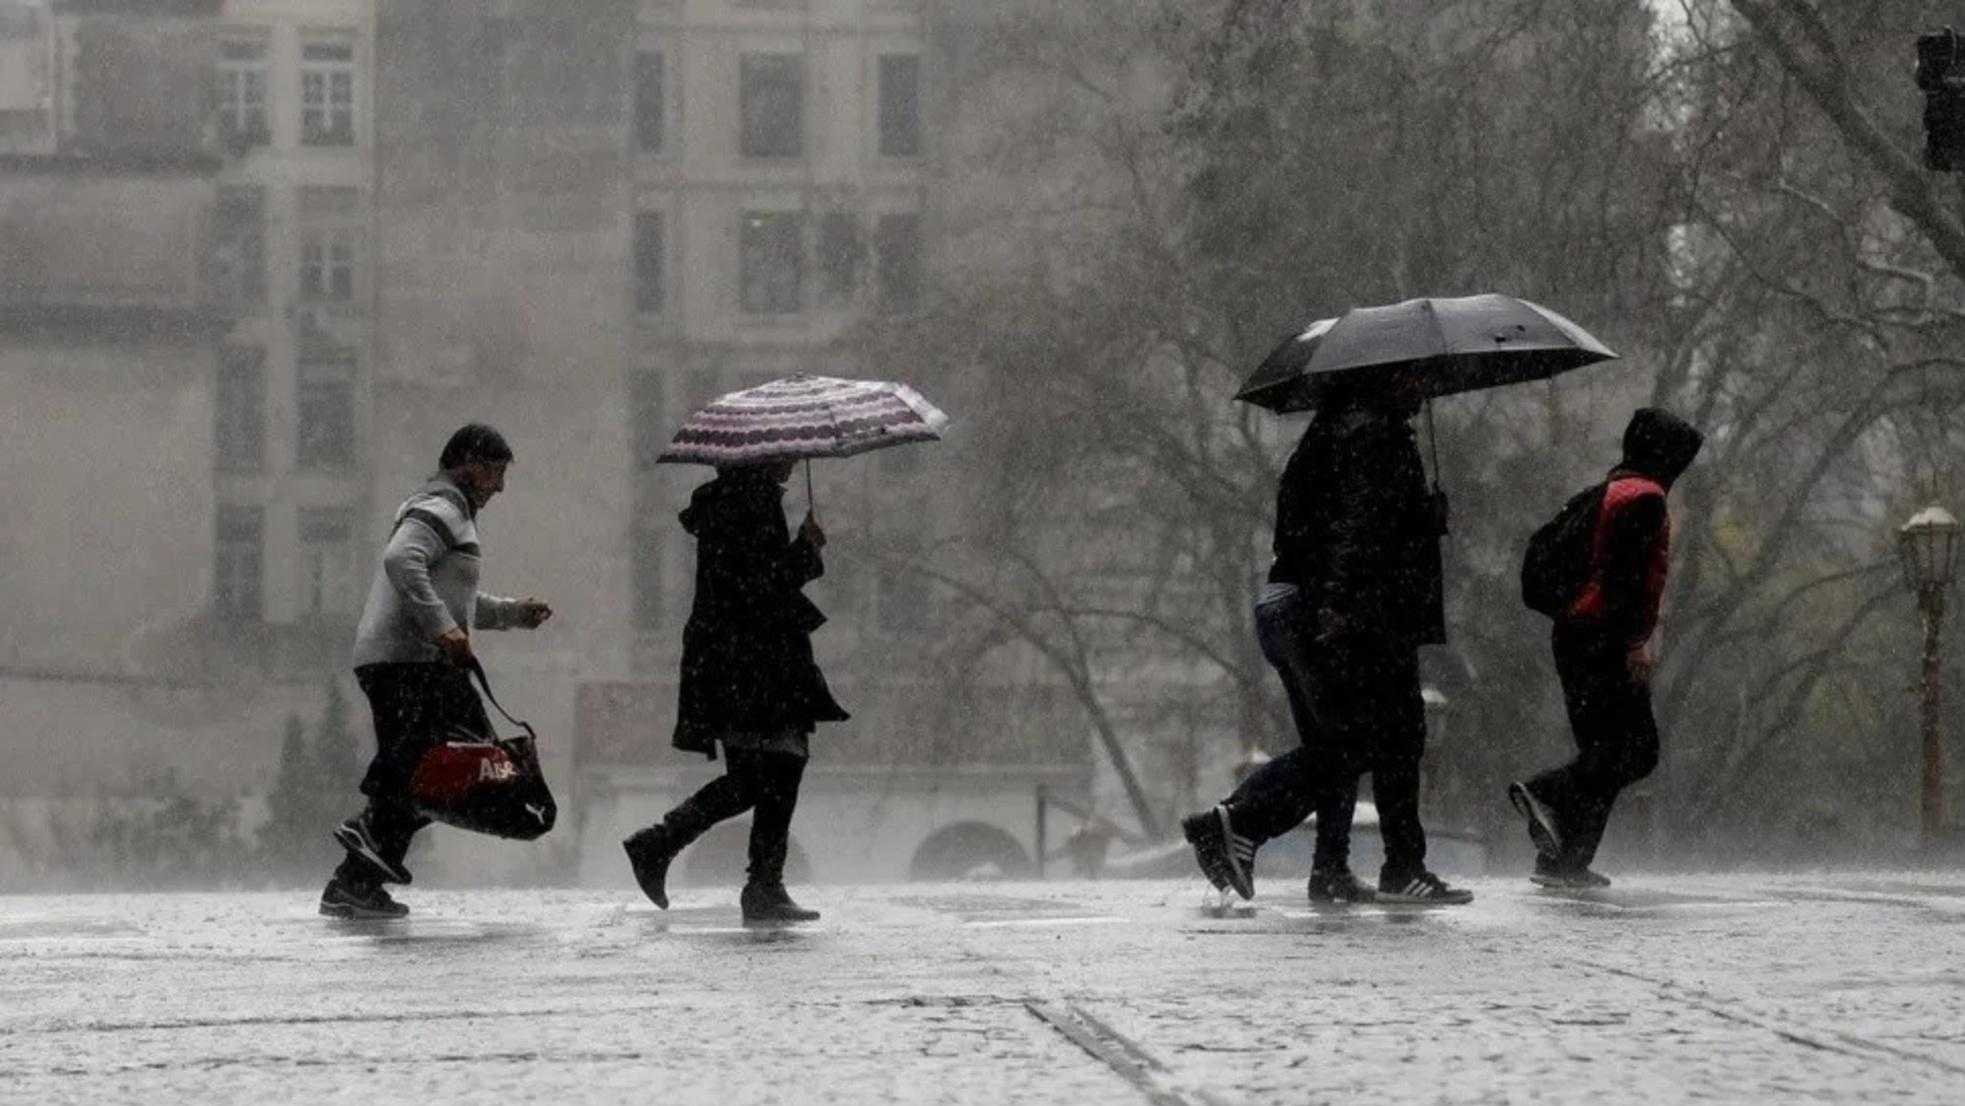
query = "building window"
xmin=300 ymin=37 xmax=356 ymax=147
xmin=878 ymin=55 xmax=921 ymax=158
xmin=296 ymin=348 xmax=357 ymax=470
xmin=215 ymin=346 xmax=265 ymax=473
xmin=740 ymin=211 xmax=804 ymax=315
xmin=818 ymin=212 xmax=861 ymax=305
xmin=739 ymin=54 xmax=803 ymax=159
xmin=632 ymin=489 xmax=664 ymax=632
xmin=214 ymin=506 xmax=264 ymax=622
xmin=298 ymin=508 xmax=357 ymax=618
xmin=634 ymin=211 xmax=665 ymax=315
xmin=635 ymin=51 xmax=664 ymax=153
xmin=298 ymin=186 xmax=359 ymax=303
xmin=216 ymin=37 xmax=270 ymax=149
xmin=875 ymin=213 xmax=921 ymax=313
xmin=632 ymin=371 xmax=666 ymax=471
xmin=209 ymin=186 xmax=264 ymax=303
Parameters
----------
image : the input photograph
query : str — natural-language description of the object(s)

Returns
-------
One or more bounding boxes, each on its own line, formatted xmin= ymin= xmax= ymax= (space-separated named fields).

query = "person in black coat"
xmin=1183 ymin=372 xmax=1473 ymax=906
xmin=623 ymin=460 xmax=848 ymax=925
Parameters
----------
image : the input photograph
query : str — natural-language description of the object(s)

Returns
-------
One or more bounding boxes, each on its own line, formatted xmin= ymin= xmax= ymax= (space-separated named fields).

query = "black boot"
xmin=623 ymin=825 xmax=682 ymax=909
xmin=741 ymin=882 xmax=820 ymax=926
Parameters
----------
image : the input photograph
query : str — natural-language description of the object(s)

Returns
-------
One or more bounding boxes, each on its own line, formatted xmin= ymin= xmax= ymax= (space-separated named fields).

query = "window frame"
xmin=738 ymin=210 xmax=806 ymax=316
xmin=216 ymin=36 xmax=271 ymax=149
xmin=877 ymin=54 xmax=922 ymax=158
xmin=214 ymin=345 xmax=266 ymax=473
xmin=214 ymin=505 xmax=265 ymax=623
xmin=738 ymin=53 xmax=805 ymax=160
xmin=299 ymin=36 xmax=357 ymax=148
xmin=295 ymin=347 xmax=358 ymax=471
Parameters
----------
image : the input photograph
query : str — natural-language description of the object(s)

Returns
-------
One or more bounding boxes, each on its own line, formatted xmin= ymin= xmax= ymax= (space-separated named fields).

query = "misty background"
xmin=0 ymin=0 xmax=1960 ymax=891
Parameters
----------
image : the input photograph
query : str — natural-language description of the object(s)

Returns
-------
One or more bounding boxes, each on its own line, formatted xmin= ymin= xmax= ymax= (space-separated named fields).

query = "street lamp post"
xmin=1899 ymin=505 xmax=1961 ymax=849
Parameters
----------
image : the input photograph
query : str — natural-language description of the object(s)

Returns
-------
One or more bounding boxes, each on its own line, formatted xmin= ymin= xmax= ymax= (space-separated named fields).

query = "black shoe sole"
xmin=319 ymin=897 xmax=409 ymax=920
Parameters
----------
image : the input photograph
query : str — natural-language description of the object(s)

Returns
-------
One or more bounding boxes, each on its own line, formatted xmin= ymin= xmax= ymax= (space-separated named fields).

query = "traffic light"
xmin=1916 ymin=28 xmax=1965 ymax=171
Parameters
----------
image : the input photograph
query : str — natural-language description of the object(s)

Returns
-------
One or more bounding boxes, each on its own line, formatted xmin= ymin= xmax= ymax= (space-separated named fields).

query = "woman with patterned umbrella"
xmin=624 ymin=375 xmax=948 ymax=926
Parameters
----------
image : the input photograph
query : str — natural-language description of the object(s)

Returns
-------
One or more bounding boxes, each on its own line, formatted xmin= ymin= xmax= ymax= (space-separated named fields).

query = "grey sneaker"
xmin=333 ymin=816 xmax=412 ymax=885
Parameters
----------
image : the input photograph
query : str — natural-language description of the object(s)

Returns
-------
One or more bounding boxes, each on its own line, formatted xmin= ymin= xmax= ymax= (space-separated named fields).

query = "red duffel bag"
xmin=408 ymin=659 xmax=558 ymax=841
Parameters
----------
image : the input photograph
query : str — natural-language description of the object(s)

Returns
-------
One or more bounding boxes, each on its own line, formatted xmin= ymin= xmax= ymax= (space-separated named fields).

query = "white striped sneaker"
xmin=1378 ymin=870 xmax=1473 ymax=906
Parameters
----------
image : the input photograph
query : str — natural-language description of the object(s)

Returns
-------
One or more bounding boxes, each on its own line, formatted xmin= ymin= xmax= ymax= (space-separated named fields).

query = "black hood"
xmin=679 ymin=468 xmax=781 ymax=536
xmin=1619 ymin=407 xmax=1704 ymax=487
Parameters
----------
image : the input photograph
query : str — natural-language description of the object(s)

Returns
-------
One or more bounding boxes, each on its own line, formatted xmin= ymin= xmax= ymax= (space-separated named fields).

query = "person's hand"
xmin=436 ymin=627 xmax=474 ymax=664
xmin=1626 ymin=644 xmax=1655 ymax=686
xmin=1315 ymin=606 xmax=1349 ymax=643
xmin=798 ymin=513 xmax=826 ymax=549
xmin=516 ymin=597 xmax=553 ymax=629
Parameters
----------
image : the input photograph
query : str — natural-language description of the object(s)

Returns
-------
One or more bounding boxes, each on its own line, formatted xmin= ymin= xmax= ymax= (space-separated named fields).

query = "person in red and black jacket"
xmin=1509 ymin=408 xmax=1704 ymax=888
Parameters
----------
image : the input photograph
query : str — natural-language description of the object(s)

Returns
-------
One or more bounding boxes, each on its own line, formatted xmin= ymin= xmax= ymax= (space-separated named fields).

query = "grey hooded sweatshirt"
xmin=351 ymin=474 xmax=526 ymax=667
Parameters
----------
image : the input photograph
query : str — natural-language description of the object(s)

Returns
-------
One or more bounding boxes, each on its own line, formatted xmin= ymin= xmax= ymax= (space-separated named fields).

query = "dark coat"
xmin=1269 ymin=403 xmax=1447 ymax=648
xmin=672 ymin=470 xmax=849 ymax=757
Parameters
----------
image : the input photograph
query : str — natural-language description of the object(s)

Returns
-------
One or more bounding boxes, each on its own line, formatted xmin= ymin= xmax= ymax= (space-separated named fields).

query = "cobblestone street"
xmin=4 ymin=873 xmax=1964 ymax=1104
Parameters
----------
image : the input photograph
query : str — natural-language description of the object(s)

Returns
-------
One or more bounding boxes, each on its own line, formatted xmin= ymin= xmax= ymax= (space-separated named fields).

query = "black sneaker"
xmin=623 ymin=826 xmax=680 ymax=910
xmin=1507 ymin=782 xmax=1564 ymax=861
xmin=1378 ymin=870 xmax=1474 ymax=906
xmin=1307 ymin=867 xmax=1377 ymax=905
xmin=333 ymin=816 xmax=411 ymax=885
xmin=1531 ymin=861 xmax=1611 ymax=890
xmin=1181 ymin=805 xmax=1256 ymax=900
xmin=319 ymin=879 xmax=409 ymax=919
xmin=741 ymin=884 xmax=821 ymax=927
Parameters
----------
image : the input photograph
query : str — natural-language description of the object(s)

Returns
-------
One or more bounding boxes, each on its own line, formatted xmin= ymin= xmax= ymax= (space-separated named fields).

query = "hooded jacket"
xmin=672 ymin=469 xmax=848 ymax=756
xmin=1270 ymin=401 xmax=1447 ymax=648
xmin=1566 ymin=408 xmax=1705 ymax=645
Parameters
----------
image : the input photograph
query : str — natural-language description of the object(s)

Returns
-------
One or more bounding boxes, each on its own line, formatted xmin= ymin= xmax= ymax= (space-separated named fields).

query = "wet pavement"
xmin=3 ymin=872 xmax=1964 ymax=1104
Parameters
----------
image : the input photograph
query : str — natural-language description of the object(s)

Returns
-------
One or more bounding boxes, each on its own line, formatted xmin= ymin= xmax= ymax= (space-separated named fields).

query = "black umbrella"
xmin=1234 ymin=293 xmax=1619 ymax=413
xmin=1235 ymin=294 xmax=1621 ymax=510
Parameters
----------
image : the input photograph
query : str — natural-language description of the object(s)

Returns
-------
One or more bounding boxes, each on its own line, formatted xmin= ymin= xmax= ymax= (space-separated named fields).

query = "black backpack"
xmin=1521 ymin=483 xmax=1606 ymax=618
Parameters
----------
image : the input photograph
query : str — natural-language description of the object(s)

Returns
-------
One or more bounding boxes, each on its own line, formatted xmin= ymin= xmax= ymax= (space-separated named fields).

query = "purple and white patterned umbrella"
xmin=657 ymin=374 xmax=950 ymax=467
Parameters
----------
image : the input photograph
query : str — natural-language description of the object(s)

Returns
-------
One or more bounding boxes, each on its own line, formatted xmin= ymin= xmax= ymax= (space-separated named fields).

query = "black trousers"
xmin=333 ymin=662 xmax=491 ymax=888
xmin=1226 ymin=593 xmax=1429 ymax=878
xmin=1526 ymin=623 xmax=1660 ymax=869
xmin=657 ymin=748 xmax=808 ymax=889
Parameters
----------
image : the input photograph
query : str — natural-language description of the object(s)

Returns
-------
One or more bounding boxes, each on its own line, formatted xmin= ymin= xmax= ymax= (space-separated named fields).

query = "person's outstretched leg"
xmin=1525 ymin=625 xmax=1657 ymax=879
xmin=624 ymin=750 xmax=762 ymax=908
xmin=742 ymin=750 xmax=818 ymax=924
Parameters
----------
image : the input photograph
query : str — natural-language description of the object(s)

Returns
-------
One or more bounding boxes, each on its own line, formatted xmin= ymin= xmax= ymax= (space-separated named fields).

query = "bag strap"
xmin=464 ymin=656 xmax=539 ymax=742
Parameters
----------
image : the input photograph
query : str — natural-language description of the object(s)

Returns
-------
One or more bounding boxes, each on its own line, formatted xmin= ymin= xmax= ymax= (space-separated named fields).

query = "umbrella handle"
xmin=1424 ymin=399 xmax=1443 ymax=492
xmin=1425 ymin=399 xmax=1450 ymax=540
xmin=805 ymin=459 xmax=817 ymax=522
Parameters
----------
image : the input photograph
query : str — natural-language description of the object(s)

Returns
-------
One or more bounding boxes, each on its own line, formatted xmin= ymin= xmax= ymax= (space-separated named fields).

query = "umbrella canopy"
xmin=1235 ymin=294 xmax=1618 ymax=413
xmin=657 ymin=374 xmax=950 ymax=467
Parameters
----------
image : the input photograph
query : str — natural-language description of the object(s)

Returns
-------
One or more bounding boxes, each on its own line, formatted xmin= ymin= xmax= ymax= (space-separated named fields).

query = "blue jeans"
xmin=1225 ymin=587 xmax=1429 ymax=878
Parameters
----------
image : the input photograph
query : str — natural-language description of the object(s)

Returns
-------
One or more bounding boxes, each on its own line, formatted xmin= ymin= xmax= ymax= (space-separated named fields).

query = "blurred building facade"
xmin=0 ymin=0 xmax=1093 ymax=887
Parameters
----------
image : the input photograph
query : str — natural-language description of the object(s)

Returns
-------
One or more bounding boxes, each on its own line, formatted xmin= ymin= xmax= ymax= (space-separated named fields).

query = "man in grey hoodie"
xmin=320 ymin=423 xmax=553 ymax=919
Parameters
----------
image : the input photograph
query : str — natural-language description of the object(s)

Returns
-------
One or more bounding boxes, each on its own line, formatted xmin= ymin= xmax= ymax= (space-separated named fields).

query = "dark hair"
xmin=439 ymin=423 xmax=514 ymax=470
